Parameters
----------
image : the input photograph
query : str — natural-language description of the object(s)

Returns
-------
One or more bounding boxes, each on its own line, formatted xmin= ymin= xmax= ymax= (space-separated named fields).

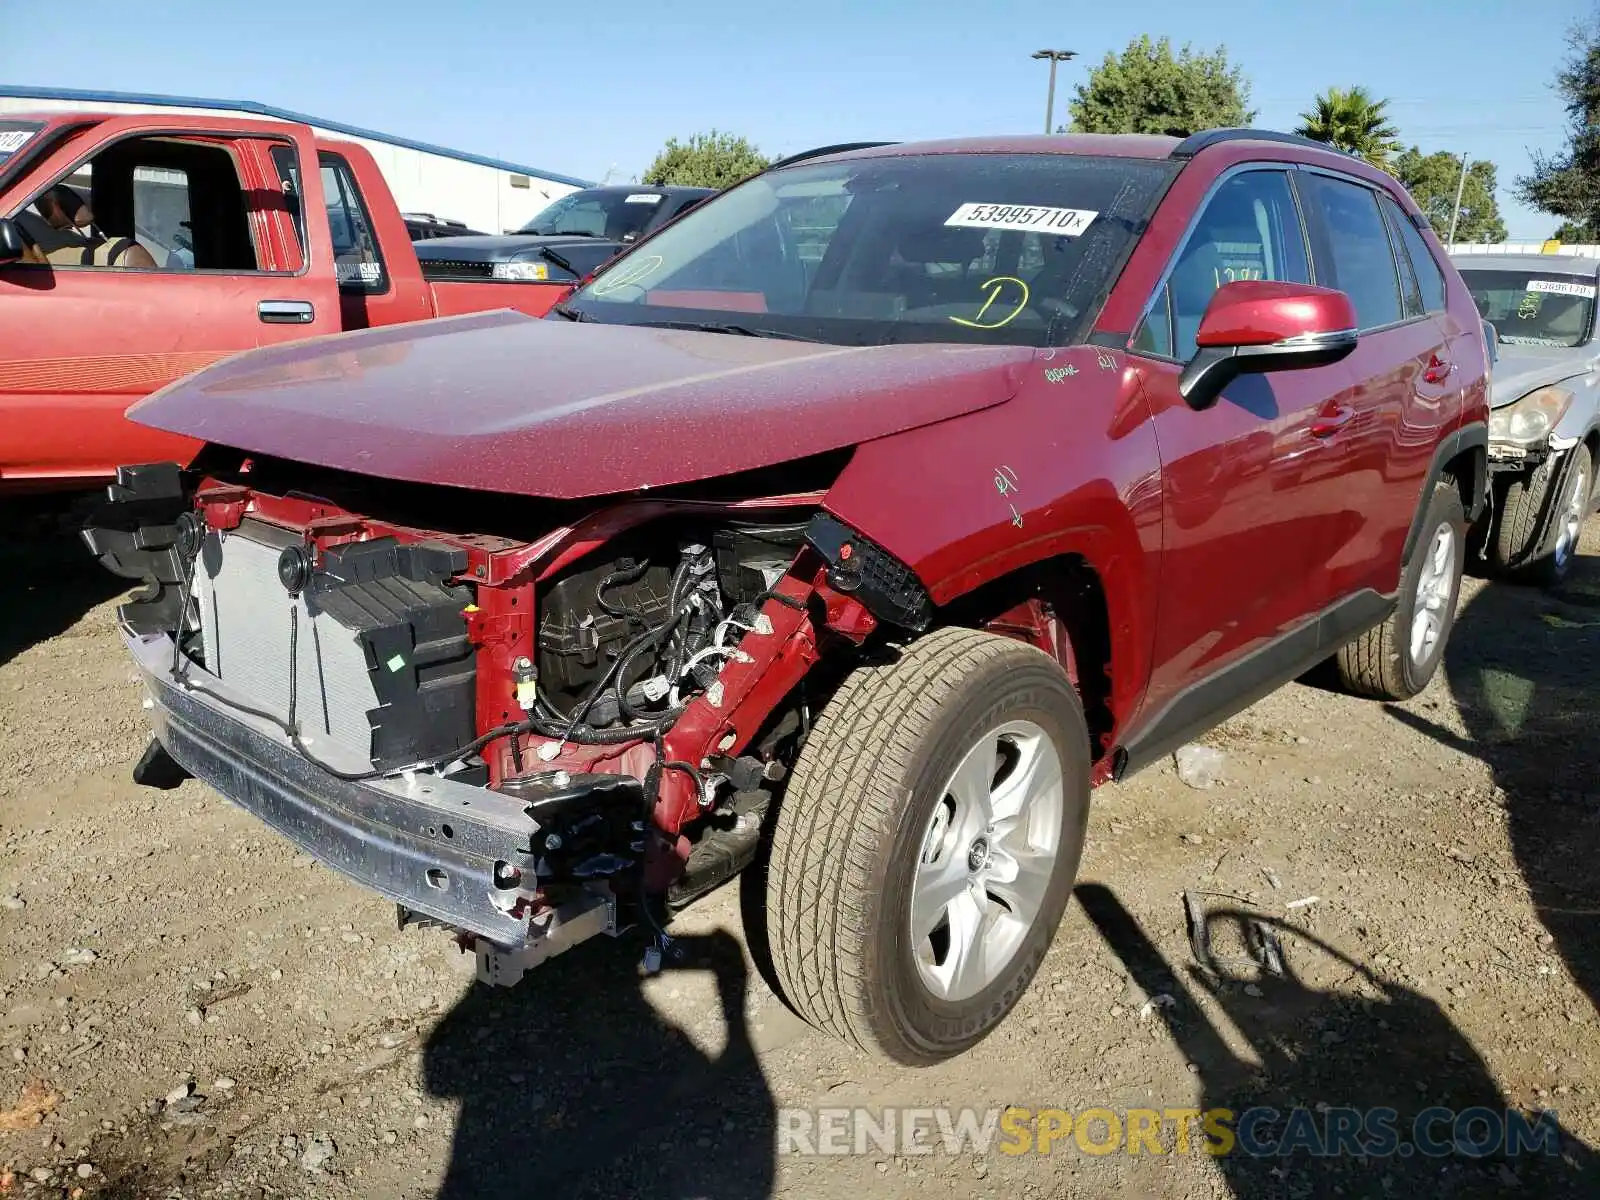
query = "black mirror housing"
xmin=1179 ymin=330 xmax=1360 ymax=412
xmin=0 ymin=218 xmax=25 ymax=265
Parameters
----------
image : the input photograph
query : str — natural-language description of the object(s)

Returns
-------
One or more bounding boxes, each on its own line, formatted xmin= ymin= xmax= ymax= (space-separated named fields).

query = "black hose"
xmin=594 ymin=557 xmax=649 ymax=621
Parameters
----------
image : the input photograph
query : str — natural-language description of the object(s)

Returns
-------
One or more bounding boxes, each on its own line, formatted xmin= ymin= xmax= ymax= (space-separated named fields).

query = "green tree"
xmin=1516 ymin=17 xmax=1600 ymax=240
xmin=1395 ymin=148 xmax=1508 ymax=243
xmin=1065 ymin=35 xmax=1255 ymax=137
xmin=1295 ymin=86 xmax=1402 ymax=169
xmin=642 ymin=130 xmax=771 ymax=189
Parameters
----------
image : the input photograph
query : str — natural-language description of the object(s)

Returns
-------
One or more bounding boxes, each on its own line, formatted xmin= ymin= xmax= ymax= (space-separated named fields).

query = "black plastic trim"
xmin=1401 ymin=422 xmax=1489 ymax=564
xmin=1115 ymin=588 xmax=1393 ymax=780
xmin=764 ymin=142 xmax=899 ymax=171
xmin=1170 ymin=128 xmax=1348 ymax=160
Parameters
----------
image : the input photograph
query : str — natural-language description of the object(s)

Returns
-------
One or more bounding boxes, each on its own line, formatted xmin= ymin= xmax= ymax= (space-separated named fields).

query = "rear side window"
xmin=319 ymin=152 xmax=388 ymax=294
xmin=1300 ymin=174 xmax=1403 ymax=330
xmin=1383 ymin=195 xmax=1448 ymax=313
xmin=1134 ymin=169 xmax=1312 ymax=360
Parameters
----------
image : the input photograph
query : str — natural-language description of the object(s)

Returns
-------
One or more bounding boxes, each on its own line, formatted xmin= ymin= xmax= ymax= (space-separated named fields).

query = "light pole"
xmin=1446 ymin=152 xmax=1471 ymax=247
xmin=1032 ymin=49 xmax=1077 ymax=135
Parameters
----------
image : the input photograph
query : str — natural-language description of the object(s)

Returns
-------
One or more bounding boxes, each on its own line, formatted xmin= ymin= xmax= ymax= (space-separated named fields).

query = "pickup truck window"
xmin=14 ymin=134 xmax=268 ymax=274
xmin=319 ymin=152 xmax=388 ymax=294
xmin=0 ymin=121 xmax=42 ymax=171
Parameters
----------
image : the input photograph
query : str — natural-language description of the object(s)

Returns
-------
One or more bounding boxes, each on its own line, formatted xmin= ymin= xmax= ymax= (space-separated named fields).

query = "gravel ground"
xmin=1 ymin=514 xmax=1597 ymax=1199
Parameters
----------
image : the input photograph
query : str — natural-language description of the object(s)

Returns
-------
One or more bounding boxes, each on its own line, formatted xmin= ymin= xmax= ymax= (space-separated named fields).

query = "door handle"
xmin=258 ymin=299 xmax=315 ymax=325
xmin=1310 ymin=405 xmax=1355 ymax=438
xmin=1423 ymin=354 xmax=1455 ymax=384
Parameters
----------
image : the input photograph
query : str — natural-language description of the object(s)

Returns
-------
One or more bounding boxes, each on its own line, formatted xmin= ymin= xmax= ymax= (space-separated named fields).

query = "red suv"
xmin=91 ymin=129 xmax=1489 ymax=1066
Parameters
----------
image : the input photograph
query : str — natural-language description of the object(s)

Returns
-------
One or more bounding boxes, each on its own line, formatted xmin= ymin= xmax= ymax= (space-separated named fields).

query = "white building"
xmin=0 ymin=86 xmax=590 ymax=236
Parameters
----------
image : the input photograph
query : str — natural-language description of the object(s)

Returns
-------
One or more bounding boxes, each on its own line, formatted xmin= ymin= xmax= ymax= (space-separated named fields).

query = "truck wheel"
xmin=764 ymin=627 xmax=1090 ymax=1066
xmin=1490 ymin=445 xmax=1592 ymax=588
xmin=1334 ymin=481 xmax=1465 ymax=701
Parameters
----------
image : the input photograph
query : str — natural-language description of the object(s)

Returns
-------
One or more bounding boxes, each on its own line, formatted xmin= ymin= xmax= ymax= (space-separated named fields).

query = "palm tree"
xmin=1296 ymin=86 xmax=1402 ymax=170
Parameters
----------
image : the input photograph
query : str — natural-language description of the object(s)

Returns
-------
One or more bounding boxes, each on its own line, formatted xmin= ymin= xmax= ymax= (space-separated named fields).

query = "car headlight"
xmin=491 ymin=260 xmax=550 ymax=282
xmin=1488 ymin=386 xmax=1574 ymax=446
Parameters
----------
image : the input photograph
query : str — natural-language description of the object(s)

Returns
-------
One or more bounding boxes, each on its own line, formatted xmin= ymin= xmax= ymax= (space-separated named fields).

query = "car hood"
xmin=1490 ymin=344 xmax=1597 ymax=408
xmin=128 ymin=310 xmax=1033 ymax=500
xmin=412 ymin=234 xmax=613 ymax=262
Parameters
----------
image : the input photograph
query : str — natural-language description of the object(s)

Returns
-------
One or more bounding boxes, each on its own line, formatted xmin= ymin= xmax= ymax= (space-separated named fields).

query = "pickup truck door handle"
xmin=1310 ymin=404 xmax=1355 ymax=438
xmin=1423 ymin=353 xmax=1455 ymax=384
xmin=258 ymin=300 xmax=316 ymax=325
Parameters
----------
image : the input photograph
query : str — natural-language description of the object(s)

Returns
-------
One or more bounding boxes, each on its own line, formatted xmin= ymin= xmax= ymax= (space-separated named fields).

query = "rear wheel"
xmin=1333 ymin=481 xmax=1465 ymax=701
xmin=1490 ymin=444 xmax=1592 ymax=588
xmin=763 ymin=627 xmax=1090 ymax=1065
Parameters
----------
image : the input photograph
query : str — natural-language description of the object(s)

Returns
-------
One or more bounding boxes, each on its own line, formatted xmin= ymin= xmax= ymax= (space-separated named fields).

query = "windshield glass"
xmin=517 ymin=188 xmax=664 ymax=238
xmin=1460 ymin=267 xmax=1596 ymax=348
xmin=561 ymin=152 xmax=1178 ymax=347
xmin=0 ymin=120 xmax=44 ymax=179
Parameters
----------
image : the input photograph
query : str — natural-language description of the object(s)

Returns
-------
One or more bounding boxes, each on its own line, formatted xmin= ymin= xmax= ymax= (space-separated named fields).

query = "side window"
xmin=132 ymin=165 xmax=191 ymax=270
xmin=1386 ymin=196 xmax=1448 ymax=313
xmin=270 ymin=144 xmax=307 ymax=269
xmin=1300 ymin=174 xmax=1404 ymax=330
xmin=319 ymin=152 xmax=388 ymax=294
xmin=14 ymin=136 xmax=260 ymax=273
xmin=1380 ymin=195 xmax=1425 ymax=319
xmin=1135 ymin=170 xmax=1312 ymax=361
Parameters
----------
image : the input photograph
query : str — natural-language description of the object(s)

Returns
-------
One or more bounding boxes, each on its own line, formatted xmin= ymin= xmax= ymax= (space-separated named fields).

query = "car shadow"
xmin=0 ymin=498 xmax=128 ymax=669
xmin=421 ymin=927 xmax=776 ymax=1199
xmin=1385 ymin=539 xmax=1600 ymax=1017
xmin=1076 ymin=883 xmax=1598 ymax=1197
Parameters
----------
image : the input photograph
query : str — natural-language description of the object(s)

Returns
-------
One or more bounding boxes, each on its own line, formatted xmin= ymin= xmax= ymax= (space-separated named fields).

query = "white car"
xmin=1451 ymin=248 xmax=1600 ymax=585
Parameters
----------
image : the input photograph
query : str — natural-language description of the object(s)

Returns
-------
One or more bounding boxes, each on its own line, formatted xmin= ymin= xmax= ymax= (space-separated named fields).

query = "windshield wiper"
xmin=551 ymin=303 xmax=589 ymax=322
xmin=635 ymin=319 xmax=821 ymax=342
xmin=538 ymin=246 xmax=579 ymax=277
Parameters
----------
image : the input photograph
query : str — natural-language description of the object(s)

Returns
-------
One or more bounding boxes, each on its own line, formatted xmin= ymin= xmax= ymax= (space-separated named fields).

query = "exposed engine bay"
xmin=530 ymin=519 xmax=809 ymax=745
xmin=88 ymin=453 xmax=943 ymax=983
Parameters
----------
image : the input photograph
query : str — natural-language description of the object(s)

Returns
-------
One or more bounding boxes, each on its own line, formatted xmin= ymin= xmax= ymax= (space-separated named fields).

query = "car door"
xmin=0 ymin=118 xmax=340 ymax=489
xmin=1290 ymin=172 xmax=1448 ymax=611
xmin=1125 ymin=166 xmax=1356 ymax=747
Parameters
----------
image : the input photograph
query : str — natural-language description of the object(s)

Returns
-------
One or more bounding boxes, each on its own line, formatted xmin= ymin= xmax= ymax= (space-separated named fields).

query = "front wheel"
xmin=1490 ymin=444 xmax=1592 ymax=588
xmin=763 ymin=627 xmax=1090 ymax=1066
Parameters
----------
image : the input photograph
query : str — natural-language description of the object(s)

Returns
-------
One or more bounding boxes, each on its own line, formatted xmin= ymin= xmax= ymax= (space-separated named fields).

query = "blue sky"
xmin=1 ymin=0 xmax=1588 ymax=239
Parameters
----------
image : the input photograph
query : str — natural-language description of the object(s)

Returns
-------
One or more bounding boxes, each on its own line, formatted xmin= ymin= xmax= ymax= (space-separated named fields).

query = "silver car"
xmin=1449 ymin=248 xmax=1600 ymax=586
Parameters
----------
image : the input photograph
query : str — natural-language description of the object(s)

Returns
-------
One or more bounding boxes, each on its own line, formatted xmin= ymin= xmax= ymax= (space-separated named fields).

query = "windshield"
xmin=517 ymin=188 xmax=665 ymax=238
xmin=1460 ymin=267 xmax=1596 ymax=349
xmin=561 ymin=152 xmax=1178 ymax=347
xmin=0 ymin=120 xmax=44 ymax=180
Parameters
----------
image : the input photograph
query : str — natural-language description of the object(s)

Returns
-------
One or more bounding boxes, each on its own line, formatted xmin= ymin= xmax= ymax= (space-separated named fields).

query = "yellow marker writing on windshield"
xmin=591 ymin=254 xmax=665 ymax=297
xmin=950 ymin=276 xmax=1030 ymax=330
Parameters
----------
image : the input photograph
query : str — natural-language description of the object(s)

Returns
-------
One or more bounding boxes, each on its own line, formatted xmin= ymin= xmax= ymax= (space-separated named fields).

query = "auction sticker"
xmin=945 ymin=203 xmax=1097 ymax=237
xmin=1527 ymin=278 xmax=1596 ymax=299
xmin=625 ymin=193 xmax=663 ymax=204
xmin=0 ymin=130 xmax=32 ymax=154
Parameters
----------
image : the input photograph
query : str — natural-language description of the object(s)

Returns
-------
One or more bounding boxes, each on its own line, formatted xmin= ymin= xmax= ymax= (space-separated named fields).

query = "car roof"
xmin=1449 ymin=252 xmax=1600 ymax=277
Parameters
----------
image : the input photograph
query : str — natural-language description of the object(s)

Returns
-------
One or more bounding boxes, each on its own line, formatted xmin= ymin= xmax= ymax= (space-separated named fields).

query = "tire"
xmin=1490 ymin=444 xmax=1592 ymax=588
xmin=763 ymin=626 xmax=1090 ymax=1066
xmin=1334 ymin=480 xmax=1466 ymax=701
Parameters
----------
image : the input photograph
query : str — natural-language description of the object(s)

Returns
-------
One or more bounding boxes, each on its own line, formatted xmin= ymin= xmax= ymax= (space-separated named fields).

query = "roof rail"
xmin=1170 ymin=128 xmax=1346 ymax=160
xmin=764 ymin=141 xmax=899 ymax=171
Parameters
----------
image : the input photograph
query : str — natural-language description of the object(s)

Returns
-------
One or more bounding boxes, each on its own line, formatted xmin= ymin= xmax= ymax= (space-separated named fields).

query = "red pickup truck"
xmin=0 ymin=110 xmax=575 ymax=498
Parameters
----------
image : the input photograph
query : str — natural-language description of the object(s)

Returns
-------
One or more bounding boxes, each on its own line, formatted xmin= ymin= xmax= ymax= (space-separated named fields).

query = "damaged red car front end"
xmin=86 ymin=306 xmax=1040 ymax=983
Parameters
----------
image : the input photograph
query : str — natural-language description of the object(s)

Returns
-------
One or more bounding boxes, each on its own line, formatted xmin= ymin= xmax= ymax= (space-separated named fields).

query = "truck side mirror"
xmin=0 ymin=218 xmax=25 ymax=265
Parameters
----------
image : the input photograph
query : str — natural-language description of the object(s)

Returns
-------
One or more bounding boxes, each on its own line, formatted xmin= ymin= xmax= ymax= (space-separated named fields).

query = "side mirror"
xmin=1179 ymin=280 xmax=1359 ymax=411
xmin=1481 ymin=319 xmax=1499 ymax=367
xmin=0 ymin=217 xmax=25 ymax=265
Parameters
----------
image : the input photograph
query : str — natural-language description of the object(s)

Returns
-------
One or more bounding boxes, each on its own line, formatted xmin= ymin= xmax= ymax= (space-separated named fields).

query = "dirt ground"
xmin=1 ymin=513 xmax=1598 ymax=1200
